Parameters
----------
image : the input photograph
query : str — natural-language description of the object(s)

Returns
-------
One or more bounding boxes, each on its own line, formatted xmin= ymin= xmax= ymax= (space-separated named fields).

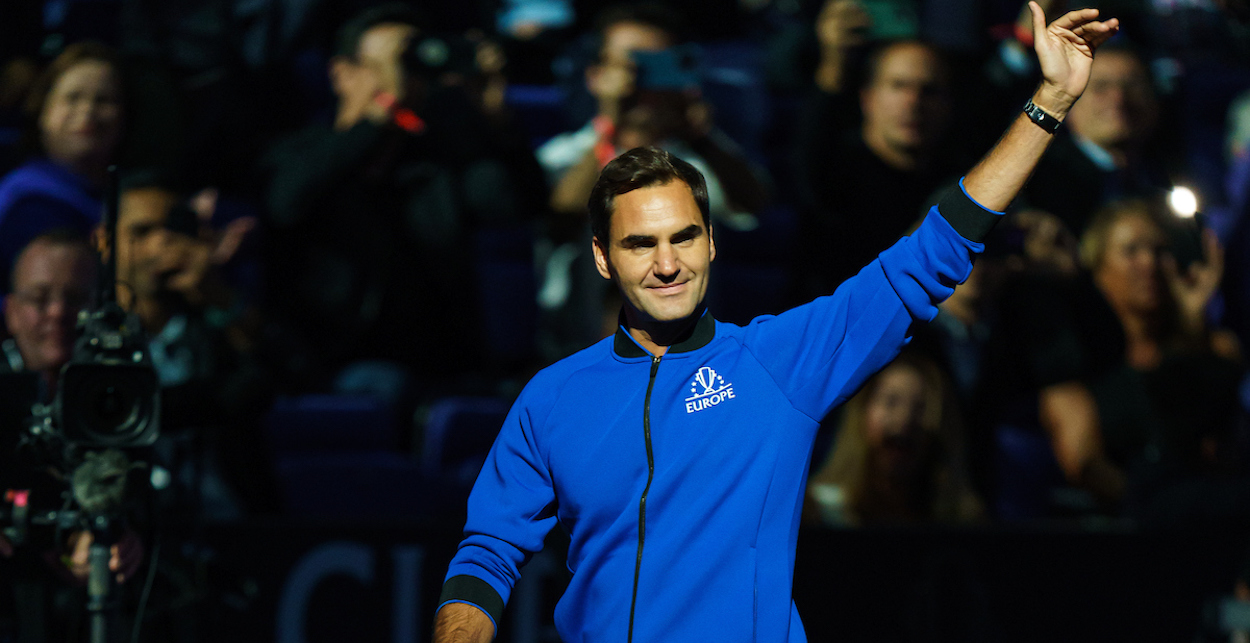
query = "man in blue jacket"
xmin=435 ymin=4 xmax=1119 ymax=642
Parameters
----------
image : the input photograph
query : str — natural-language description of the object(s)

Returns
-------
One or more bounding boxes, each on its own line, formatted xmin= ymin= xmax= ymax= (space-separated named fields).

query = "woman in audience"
xmin=807 ymin=350 xmax=983 ymax=527
xmin=0 ymin=42 xmax=125 ymax=290
xmin=1043 ymin=199 xmax=1241 ymax=512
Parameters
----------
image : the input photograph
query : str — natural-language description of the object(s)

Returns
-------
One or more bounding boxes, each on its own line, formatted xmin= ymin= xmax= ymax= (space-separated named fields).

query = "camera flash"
xmin=1169 ymin=186 xmax=1198 ymax=218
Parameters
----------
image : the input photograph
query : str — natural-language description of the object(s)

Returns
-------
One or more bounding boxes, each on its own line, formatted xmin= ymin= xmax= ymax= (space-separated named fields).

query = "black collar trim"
xmin=612 ymin=310 xmax=716 ymax=358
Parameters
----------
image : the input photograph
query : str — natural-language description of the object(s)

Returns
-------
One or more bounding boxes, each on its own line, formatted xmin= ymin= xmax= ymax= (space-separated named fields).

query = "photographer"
xmin=1 ymin=231 xmax=141 ymax=642
xmin=259 ymin=3 xmax=546 ymax=398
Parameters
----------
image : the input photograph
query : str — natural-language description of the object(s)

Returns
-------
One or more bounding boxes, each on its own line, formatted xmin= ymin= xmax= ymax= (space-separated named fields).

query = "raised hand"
xmin=1162 ymin=227 xmax=1224 ymax=334
xmin=1030 ymin=2 xmax=1119 ymax=113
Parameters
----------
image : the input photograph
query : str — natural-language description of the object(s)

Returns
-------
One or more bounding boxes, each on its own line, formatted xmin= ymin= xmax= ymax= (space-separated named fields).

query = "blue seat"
xmin=505 ymin=84 xmax=570 ymax=149
xmin=993 ymin=423 xmax=1064 ymax=520
xmin=264 ymin=394 xmax=397 ymax=453
xmin=475 ymin=226 xmax=539 ymax=365
xmin=422 ymin=396 xmax=511 ymax=487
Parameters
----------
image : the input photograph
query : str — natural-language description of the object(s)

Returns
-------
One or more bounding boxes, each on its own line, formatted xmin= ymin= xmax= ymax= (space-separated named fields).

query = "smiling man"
xmin=434 ymin=5 xmax=1120 ymax=642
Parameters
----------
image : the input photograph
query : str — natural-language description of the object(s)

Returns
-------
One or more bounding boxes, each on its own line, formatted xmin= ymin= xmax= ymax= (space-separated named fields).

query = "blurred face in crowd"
xmin=1065 ymin=50 xmax=1158 ymax=154
xmin=116 ymin=187 xmax=180 ymax=302
xmin=40 ymin=59 xmax=124 ymax=172
xmin=600 ymin=20 xmax=672 ymax=67
xmin=586 ymin=21 xmax=673 ymax=109
xmin=4 ymin=240 xmax=95 ymax=375
xmin=594 ymin=180 xmax=715 ymax=326
xmin=863 ymin=362 xmax=931 ymax=473
xmin=331 ymin=22 xmax=419 ymax=128
xmin=1092 ymin=213 xmax=1167 ymax=316
xmin=860 ymin=42 xmax=951 ymax=160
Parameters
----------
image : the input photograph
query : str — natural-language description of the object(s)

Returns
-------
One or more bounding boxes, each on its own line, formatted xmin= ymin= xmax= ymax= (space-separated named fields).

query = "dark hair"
xmin=588 ymin=146 xmax=709 ymax=244
xmin=21 ymin=41 xmax=124 ymax=158
xmin=334 ymin=3 xmax=423 ymax=59
xmin=9 ymin=228 xmax=94 ymax=291
xmin=592 ymin=3 xmax=683 ymax=60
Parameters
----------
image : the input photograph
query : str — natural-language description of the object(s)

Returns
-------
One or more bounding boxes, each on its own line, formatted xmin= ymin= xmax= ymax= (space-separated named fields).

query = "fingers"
xmin=1048 ymin=6 xmax=1100 ymax=31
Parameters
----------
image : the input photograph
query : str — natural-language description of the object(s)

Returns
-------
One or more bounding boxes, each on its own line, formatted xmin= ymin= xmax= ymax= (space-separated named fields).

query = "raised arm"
xmin=963 ymin=3 xmax=1119 ymax=211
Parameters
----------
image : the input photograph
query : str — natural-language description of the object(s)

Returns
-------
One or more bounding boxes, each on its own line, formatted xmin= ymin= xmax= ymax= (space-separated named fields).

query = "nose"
xmin=654 ymin=243 xmax=680 ymax=282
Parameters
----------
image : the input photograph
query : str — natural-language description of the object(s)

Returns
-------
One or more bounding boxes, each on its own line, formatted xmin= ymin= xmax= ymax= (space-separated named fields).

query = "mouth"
xmin=648 ymin=281 xmax=688 ymax=295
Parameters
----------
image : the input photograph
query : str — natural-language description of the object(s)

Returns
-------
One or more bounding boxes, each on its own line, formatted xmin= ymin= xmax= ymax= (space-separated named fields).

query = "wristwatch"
xmin=1022 ymin=99 xmax=1062 ymax=134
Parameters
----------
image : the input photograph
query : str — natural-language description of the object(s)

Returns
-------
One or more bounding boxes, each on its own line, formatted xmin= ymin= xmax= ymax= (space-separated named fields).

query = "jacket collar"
xmin=612 ymin=309 xmax=716 ymax=358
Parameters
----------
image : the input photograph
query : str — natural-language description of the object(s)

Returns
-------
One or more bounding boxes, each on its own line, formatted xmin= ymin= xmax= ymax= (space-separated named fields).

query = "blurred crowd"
xmin=2 ymin=0 xmax=1250 ymax=636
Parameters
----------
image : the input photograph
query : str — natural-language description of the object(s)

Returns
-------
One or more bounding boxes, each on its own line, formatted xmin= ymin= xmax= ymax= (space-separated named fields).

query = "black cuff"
xmin=439 ymin=575 xmax=505 ymax=626
xmin=936 ymin=180 xmax=1003 ymax=243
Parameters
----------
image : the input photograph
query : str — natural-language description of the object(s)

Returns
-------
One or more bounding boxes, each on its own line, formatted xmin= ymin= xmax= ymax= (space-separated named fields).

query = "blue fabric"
xmin=0 ymin=159 xmax=101 ymax=291
xmin=442 ymin=190 xmax=1000 ymax=642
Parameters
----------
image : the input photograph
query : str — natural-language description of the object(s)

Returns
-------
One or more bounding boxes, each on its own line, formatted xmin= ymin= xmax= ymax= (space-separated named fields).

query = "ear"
xmin=585 ymin=63 xmax=602 ymax=92
xmin=592 ymin=236 xmax=613 ymax=281
xmin=90 ymin=225 xmax=110 ymax=262
xmin=708 ymin=225 xmax=716 ymax=263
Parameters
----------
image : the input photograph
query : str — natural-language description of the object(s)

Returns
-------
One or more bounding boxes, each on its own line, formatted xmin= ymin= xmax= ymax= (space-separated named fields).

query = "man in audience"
xmin=260 ymin=3 xmax=545 ymax=391
xmin=793 ymin=0 xmax=961 ymax=299
xmin=2 ymin=231 xmax=94 ymax=393
xmin=1 ymin=232 xmax=140 ymax=642
xmin=110 ymin=172 xmax=275 ymax=516
xmin=1021 ymin=44 xmax=1166 ymax=234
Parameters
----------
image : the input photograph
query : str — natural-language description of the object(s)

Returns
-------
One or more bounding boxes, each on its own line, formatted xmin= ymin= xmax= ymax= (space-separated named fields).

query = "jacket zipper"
xmin=628 ymin=354 xmax=661 ymax=643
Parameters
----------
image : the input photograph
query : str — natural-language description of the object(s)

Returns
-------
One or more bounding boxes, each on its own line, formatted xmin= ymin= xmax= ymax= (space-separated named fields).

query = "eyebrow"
xmin=618 ymin=225 xmax=703 ymax=248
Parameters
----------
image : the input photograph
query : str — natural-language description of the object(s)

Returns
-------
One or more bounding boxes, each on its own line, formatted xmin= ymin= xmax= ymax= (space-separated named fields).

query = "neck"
xmin=862 ymin=129 xmax=923 ymax=172
xmin=1108 ymin=300 xmax=1162 ymax=369
xmin=623 ymin=308 xmax=702 ymax=358
xmin=52 ymin=153 xmax=109 ymax=188
xmin=132 ymin=295 xmax=175 ymax=335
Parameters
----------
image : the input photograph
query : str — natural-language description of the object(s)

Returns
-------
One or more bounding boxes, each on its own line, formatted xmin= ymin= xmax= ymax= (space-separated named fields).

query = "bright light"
xmin=1169 ymin=186 xmax=1198 ymax=218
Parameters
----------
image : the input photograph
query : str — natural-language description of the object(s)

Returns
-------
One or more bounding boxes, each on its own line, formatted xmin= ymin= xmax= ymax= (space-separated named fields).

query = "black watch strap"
xmin=1022 ymin=99 xmax=1062 ymax=134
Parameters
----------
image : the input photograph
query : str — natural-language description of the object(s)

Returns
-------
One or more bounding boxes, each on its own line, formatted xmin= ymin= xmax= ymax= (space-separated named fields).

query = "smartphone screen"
xmin=631 ymin=46 xmax=701 ymax=91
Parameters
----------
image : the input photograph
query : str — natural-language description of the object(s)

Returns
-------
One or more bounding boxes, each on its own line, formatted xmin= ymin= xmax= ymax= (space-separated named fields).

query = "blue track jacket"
xmin=440 ymin=181 xmax=1003 ymax=642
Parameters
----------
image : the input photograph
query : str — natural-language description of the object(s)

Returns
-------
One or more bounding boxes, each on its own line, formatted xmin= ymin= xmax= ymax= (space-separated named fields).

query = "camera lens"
xmin=58 ymin=363 xmax=159 ymax=447
xmin=87 ymin=381 xmax=140 ymax=437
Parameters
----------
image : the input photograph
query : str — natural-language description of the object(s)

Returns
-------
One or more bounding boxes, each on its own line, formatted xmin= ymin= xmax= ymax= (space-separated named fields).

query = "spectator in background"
xmin=1021 ymin=44 xmax=1167 ymax=235
xmin=984 ymin=198 xmax=1242 ymax=518
xmin=0 ymin=43 xmax=124 ymax=293
xmin=110 ymin=173 xmax=276 ymax=516
xmin=260 ymin=3 xmax=546 ymax=395
xmin=807 ymin=350 xmax=983 ymax=527
xmin=1 ymin=231 xmax=95 ymax=392
xmin=0 ymin=231 xmax=143 ymax=643
xmin=536 ymin=2 xmax=768 ymax=357
xmin=791 ymin=0 xmax=959 ymax=300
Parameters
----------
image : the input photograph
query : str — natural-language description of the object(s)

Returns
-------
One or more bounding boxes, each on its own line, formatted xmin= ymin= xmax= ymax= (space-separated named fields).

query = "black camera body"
xmin=55 ymin=302 xmax=160 ymax=448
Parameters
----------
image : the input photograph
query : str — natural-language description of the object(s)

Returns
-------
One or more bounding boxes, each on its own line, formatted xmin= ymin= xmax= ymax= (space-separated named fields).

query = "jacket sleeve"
xmin=438 ymin=378 xmax=560 ymax=629
xmin=742 ymin=179 xmax=1002 ymax=421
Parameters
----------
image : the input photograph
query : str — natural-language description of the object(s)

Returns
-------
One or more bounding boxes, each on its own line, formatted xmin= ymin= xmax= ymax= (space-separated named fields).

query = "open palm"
xmin=1030 ymin=2 xmax=1119 ymax=105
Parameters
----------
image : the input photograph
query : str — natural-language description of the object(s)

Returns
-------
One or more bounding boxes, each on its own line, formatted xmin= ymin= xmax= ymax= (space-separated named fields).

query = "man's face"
xmin=116 ymin=187 xmax=178 ymax=300
xmin=330 ymin=22 xmax=419 ymax=127
xmin=1065 ymin=51 xmax=1158 ymax=150
xmin=593 ymin=180 xmax=715 ymax=325
xmin=861 ymin=43 xmax=951 ymax=155
xmin=4 ymin=241 xmax=95 ymax=374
